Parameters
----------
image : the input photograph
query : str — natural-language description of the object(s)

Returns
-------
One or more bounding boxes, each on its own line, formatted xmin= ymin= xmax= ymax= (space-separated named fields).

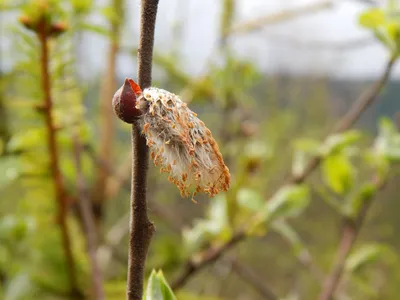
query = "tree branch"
xmin=126 ymin=1 xmax=159 ymax=299
xmin=226 ymin=1 xmax=333 ymax=37
xmin=37 ymin=19 xmax=80 ymax=297
xmin=171 ymin=56 xmax=397 ymax=290
xmin=229 ymin=258 xmax=278 ymax=300
xmin=317 ymin=176 xmax=388 ymax=300
xmin=72 ymin=135 xmax=105 ymax=300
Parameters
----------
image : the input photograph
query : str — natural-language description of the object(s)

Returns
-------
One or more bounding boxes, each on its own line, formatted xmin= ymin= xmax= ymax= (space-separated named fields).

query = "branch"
xmin=37 ymin=20 xmax=80 ymax=297
xmin=225 ymin=1 xmax=333 ymax=37
xmin=171 ymin=56 xmax=397 ymax=290
xmin=126 ymin=1 xmax=159 ymax=299
xmin=72 ymin=135 xmax=105 ymax=300
xmin=229 ymin=258 xmax=278 ymax=300
xmin=317 ymin=176 xmax=388 ymax=300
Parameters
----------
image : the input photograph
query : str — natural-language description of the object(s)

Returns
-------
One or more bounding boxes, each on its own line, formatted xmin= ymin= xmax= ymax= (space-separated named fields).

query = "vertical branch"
xmin=93 ymin=0 xmax=123 ymax=223
xmin=72 ymin=135 xmax=105 ymax=300
xmin=317 ymin=177 xmax=387 ymax=300
xmin=126 ymin=1 xmax=159 ymax=299
xmin=37 ymin=21 xmax=79 ymax=295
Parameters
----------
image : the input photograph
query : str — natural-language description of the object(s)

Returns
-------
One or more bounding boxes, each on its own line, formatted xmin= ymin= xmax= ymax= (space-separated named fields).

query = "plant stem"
xmin=317 ymin=177 xmax=387 ymax=300
xmin=72 ymin=135 xmax=105 ymax=300
xmin=126 ymin=1 xmax=159 ymax=299
xmin=37 ymin=20 xmax=79 ymax=296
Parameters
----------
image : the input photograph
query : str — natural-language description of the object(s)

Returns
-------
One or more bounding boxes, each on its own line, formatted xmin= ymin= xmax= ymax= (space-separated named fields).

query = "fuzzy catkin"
xmin=135 ymin=87 xmax=231 ymax=198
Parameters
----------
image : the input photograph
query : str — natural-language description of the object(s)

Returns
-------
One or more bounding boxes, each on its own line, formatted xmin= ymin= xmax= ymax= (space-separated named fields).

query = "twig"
xmin=37 ymin=19 xmax=80 ymax=296
xmin=226 ymin=1 xmax=333 ymax=37
xmin=171 ymin=56 xmax=397 ymax=290
xmin=72 ymin=135 xmax=105 ymax=300
xmin=126 ymin=1 xmax=159 ymax=299
xmin=229 ymin=258 xmax=278 ymax=300
xmin=317 ymin=177 xmax=388 ymax=300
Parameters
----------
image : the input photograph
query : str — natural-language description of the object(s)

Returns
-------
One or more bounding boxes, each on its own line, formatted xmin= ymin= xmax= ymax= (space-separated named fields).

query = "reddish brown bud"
xmin=19 ymin=15 xmax=36 ymax=31
xmin=49 ymin=21 xmax=68 ymax=37
xmin=112 ymin=78 xmax=143 ymax=123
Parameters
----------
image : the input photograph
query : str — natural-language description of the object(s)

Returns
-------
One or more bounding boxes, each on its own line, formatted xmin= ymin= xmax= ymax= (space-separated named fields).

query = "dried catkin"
xmin=113 ymin=79 xmax=231 ymax=199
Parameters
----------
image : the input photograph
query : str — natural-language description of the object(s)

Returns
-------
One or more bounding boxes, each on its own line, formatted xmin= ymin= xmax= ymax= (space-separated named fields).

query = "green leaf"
xmin=7 ymin=128 xmax=46 ymax=152
xmin=345 ymin=183 xmax=377 ymax=217
xmin=359 ymin=9 xmax=385 ymax=28
xmin=322 ymin=153 xmax=355 ymax=194
xmin=237 ymin=188 xmax=264 ymax=212
xmin=345 ymin=244 xmax=394 ymax=273
xmin=266 ymin=185 xmax=310 ymax=220
xmin=320 ymin=130 xmax=361 ymax=157
xmin=145 ymin=270 xmax=177 ymax=300
xmin=374 ymin=117 xmax=400 ymax=161
xmin=183 ymin=195 xmax=230 ymax=253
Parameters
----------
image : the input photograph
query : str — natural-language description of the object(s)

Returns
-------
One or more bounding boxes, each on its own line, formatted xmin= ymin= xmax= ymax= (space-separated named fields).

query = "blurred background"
xmin=1 ymin=0 xmax=400 ymax=299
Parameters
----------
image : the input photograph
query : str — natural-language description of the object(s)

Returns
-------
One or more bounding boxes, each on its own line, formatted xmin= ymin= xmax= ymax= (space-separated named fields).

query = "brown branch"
xmin=229 ymin=258 xmax=278 ymax=300
xmin=72 ymin=135 xmax=105 ymax=300
xmin=37 ymin=20 xmax=80 ymax=297
xmin=225 ymin=1 xmax=333 ymax=37
xmin=317 ymin=177 xmax=388 ymax=300
xmin=126 ymin=1 xmax=159 ymax=299
xmin=171 ymin=56 xmax=397 ymax=290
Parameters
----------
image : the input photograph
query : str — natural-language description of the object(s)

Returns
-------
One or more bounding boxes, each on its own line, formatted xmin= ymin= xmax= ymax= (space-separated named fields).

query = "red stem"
xmin=38 ymin=20 xmax=79 ymax=296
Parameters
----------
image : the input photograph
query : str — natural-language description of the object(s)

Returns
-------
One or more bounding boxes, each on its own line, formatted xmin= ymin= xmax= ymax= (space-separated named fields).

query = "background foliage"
xmin=1 ymin=0 xmax=400 ymax=299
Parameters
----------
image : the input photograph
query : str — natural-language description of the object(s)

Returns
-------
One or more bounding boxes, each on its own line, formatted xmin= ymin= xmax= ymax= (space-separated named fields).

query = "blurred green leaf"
xmin=294 ymin=138 xmax=321 ymax=154
xmin=345 ymin=182 xmax=377 ymax=217
xmin=145 ymin=270 xmax=177 ymax=300
xmin=320 ymin=130 xmax=361 ymax=157
xmin=374 ymin=117 xmax=400 ymax=161
xmin=322 ymin=153 xmax=355 ymax=195
xmin=359 ymin=9 xmax=385 ymax=28
xmin=272 ymin=220 xmax=304 ymax=256
xmin=266 ymin=185 xmax=310 ymax=220
xmin=183 ymin=195 xmax=230 ymax=253
xmin=237 ymin=188 xmax=264 ymax=212
xmin=346 ymin=244 xmax=394 ymax=273
xmin=7 ymin=128 xmax=46 ymax=152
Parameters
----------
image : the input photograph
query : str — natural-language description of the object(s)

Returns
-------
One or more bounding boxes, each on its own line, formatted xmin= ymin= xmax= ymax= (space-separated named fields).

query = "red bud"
xmin=112 ymin=78 xmax=143 ymax=123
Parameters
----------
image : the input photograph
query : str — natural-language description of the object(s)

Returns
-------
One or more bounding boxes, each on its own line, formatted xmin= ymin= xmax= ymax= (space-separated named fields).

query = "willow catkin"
xmin=113 ymin=78 xmax=231 ymax=199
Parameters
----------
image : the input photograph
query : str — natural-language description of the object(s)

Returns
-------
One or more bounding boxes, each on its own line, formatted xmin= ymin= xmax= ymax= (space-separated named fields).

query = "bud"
xmin=112 ymin=78 xmax=143 ymax=123
xmin=49 ymin=21 xmax=68 ymax=37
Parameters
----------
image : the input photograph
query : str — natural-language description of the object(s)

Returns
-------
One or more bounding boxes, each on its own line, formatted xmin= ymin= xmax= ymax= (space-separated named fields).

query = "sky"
xmin=1 ymin=0 xmax=399 ymax=79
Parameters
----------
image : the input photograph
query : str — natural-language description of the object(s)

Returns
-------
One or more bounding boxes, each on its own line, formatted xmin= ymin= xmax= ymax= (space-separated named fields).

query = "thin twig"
xmin=72 ymin=135 xmax=105 ymax=300
xmin=171 ymin=56 xmax=397 ymax=290
xmin=317 ymin=177 xmax=388 ymax=300
xmin=229 ymin=258 xmax=278 ymax=300
xmin=126 ymin=1 xmax=159 ymax=299
xmin=226 ymin=1 xmax=333 ymax=37
xmin=37 ymin=19 xmax=80 ymax=297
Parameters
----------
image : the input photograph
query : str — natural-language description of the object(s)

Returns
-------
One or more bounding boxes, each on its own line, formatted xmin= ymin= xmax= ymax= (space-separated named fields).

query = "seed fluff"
xmin=129 ymin=80 xmax=231 ymax=199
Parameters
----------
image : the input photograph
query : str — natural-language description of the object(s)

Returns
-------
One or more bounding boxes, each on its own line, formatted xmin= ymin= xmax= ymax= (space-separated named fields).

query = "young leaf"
xmin=345 ymin=244 xmax=394 ymax=273
xmin=145 ymin=270 xmax=177 ymax=300
xmin=322 ymin=153 xmax=355 ymax=195
xmin=266 ymin=185 xmax=310 ymax=220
